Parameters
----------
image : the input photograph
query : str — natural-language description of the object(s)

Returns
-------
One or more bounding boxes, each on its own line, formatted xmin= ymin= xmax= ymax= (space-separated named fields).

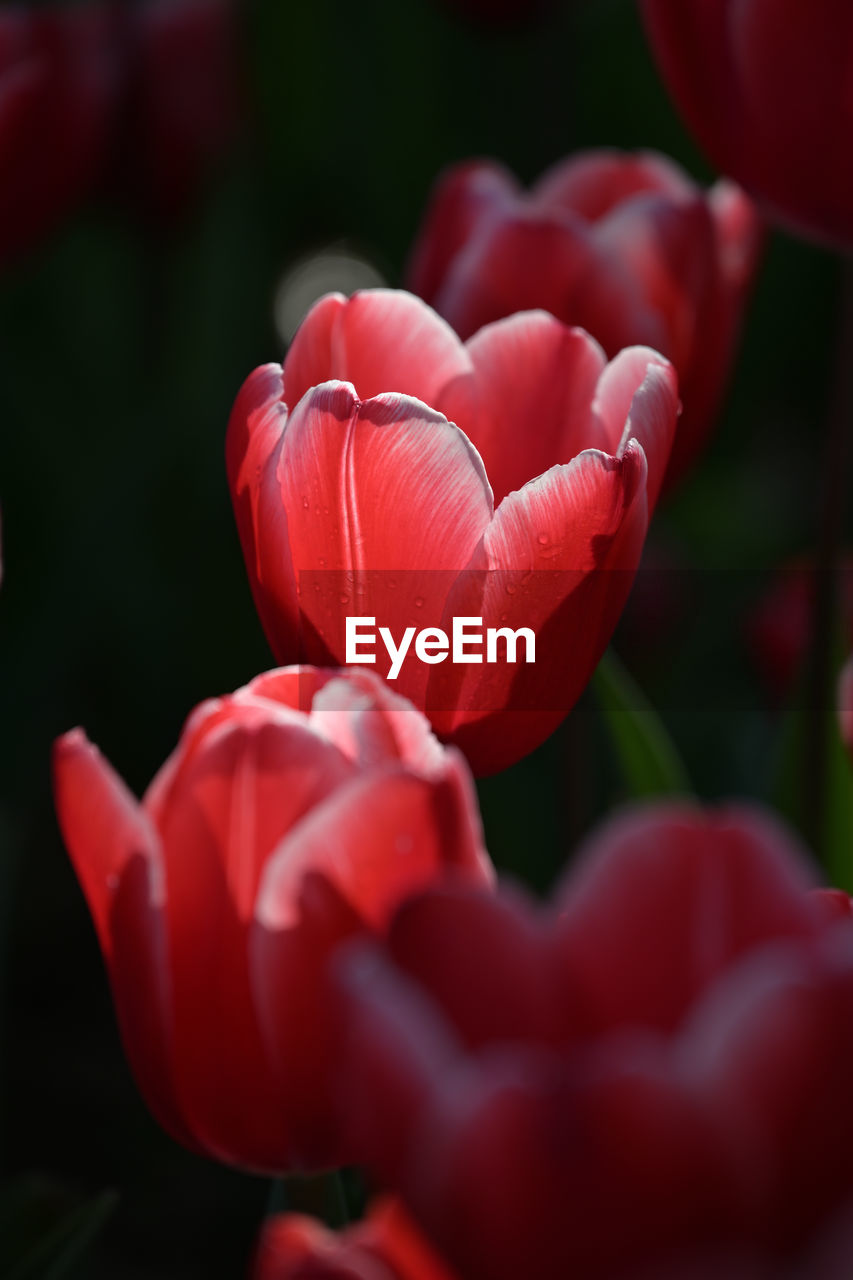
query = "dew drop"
xmin=537 ymin=532 xmax=549 ymax=546
xmin=318 ymin=557 xmax=326 ymax=567
xmin=339 ymin=592 xmax=350 ymax=604
xmin=505 ymin=583 xmax=517 ymax=595
xmin=302 ymin=497 xmax=310 ymax=509
xmin=414 ymin=596 xmax=424 ymax=608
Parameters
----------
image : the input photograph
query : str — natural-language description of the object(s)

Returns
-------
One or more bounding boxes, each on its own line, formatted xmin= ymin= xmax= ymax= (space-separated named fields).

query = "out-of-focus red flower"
xmin=0 ymin=4 xmax=114 ymax=266
xmin=110 ymin=0 xmax=240 ymax=228
xmin=406 ymin=151 xmax=761 ymax=490
xmin=252 ymin=1198 xmax=457 ymax=1280
xmin=227 ymin=289 xmax=679 ymax=775
xmin=747 ymin=557 xmax=853 ymax=703
xmin=52 ymin=666 xmax=491 ymax=1174
xmin=334 ymin=802 xmax=853 ymax=1278
xmin=639 ymin=0 xmax=853 ymax=250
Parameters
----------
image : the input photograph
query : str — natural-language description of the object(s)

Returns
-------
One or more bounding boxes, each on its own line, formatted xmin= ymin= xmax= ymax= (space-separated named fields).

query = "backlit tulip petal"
xmin=53 ymin=667 xmax=492 ymax=1173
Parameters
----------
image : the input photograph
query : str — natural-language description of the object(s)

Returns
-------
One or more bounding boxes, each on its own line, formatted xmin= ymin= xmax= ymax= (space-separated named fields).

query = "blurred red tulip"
xmin=0 ymin=4 xmax=113 ymax=266
xmin=53 ymin=666 xmax=491 ymax=1174
xmin=110 ymin=0 xmax=240 ymax=227
xmin=334 ymin=802 xmax=853 ymax=1278
xmin=252 ymin=1198 xmax=457 ymax=1280
xmin=227 ymin=289 xmax=679 ymax=775
xmin=407 ymin=151 xmax=761 ymax=490
xmin=640 ymin=0 xmax=853 ymax=250
xmin=747 ymin=557 xmax=853 ymax=703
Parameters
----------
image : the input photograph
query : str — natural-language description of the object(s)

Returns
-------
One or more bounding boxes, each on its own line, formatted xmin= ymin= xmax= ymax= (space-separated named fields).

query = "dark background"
xmin=0 ymin=0 xmax=844 ymax=1274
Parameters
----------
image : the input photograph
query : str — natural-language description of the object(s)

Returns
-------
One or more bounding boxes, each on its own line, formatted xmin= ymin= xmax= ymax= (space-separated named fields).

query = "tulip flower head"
xmin=406 ymin=150 xmax=761 ymax=489
xmin=53 ymin=666 xmax=491 ymax=1173
xmin=640 ymin=0 xmax=853 ymax=250
xmin=334 ymin=803 xmax=853 ymax=1279
xmin=227 ymin=289 xmax=680 ymax=774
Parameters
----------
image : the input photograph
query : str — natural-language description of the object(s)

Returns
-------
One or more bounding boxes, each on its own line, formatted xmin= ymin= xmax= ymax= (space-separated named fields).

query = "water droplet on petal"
xmin=339 ymin=592 xmax=350 ymax=604
xmin=506 ymin=583 xmax=517 ymax=595
xmin=537 ymin=532 xmax=549 ymax=546
xmin=414 ymin=596 xmax=424 ymax=608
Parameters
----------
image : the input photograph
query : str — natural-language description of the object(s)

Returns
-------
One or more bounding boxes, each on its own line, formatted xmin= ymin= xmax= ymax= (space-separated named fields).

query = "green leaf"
xmin=593 ymin=649 xmax=692 ymax=799
xmin=0 ymin=1181 xmax=117 ymax=1280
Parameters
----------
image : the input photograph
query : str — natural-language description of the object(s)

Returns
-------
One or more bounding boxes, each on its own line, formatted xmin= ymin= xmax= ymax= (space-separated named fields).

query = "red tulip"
xmin=227 ymin=289 xmax=679 ymax=775
xmin=406 ymin=151 xmax=760 ymax=489
xmin=639 ymin=0 xmax=853 ymax=250
xmin=747 ymin=557 xmax=853 ymax=703
xmin=252 ymin=1198 xmax=457 ymax=1280
xmin=52 ymin=666 xmax=491 ymax=1174
xmin=0 ymin=4 xmax=113 ymax=266
xmin=110 ymin=0 xmax=240 ymax=227
xmin=333 ymin=803 xmax=853 ymax=1278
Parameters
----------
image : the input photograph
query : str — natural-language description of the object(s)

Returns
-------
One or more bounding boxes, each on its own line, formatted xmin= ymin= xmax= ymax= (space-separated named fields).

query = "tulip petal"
xmin=226 ymin=363 xmax=300 ymax=663
xmin=278 ymin=381 xmax=493 ymax=707
xmin=256 ymin=762 xmax=488 ymax=936
xmin=401 ymin=1043 xmax=732 ymax=1280
xmin=594 ymin=350 xmax=679 ymax=510
xmin=555 ymin=804 xmax=822 ymax=1037
xmin=283 ymin=290 xmax=472 ymax=411
xmin=154 ymin=716 xmax=356 ymax=1170
xmin=51 ymin=732 xmax=193 ymax=1151
xmin=430 ymin=445 xmax=648 ymax=773
xmin=333 ymin=940 xmax=463 ymax=1186
xmin=533 ymin=148 xmax=695 ymax=220
xmin=430 ymin=209 xmax=652 ymax=345
xmin=406 ymin=159 xmax=519 ymax=305
xmin=386 ymin=885 xmax=561 ymax=1050
xmin=436 ymin=312 xmax=607 ymax=505
xmin=52 ymin=729 xmax=160 ymax=952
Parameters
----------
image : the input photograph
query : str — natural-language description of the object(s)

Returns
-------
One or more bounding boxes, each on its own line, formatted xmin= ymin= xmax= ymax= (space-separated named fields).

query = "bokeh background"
xmin=0 ymin=0 xmax=846 ymax=1274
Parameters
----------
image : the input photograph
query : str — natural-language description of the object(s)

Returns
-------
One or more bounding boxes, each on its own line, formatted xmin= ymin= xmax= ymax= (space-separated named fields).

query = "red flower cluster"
xmin=407 ymin=151 xmax=761 ymax=489
xmin=43 ymin=8 xmax=853 ymax=1269
xmin=227 ymin=288 xmax=679 ymax=774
